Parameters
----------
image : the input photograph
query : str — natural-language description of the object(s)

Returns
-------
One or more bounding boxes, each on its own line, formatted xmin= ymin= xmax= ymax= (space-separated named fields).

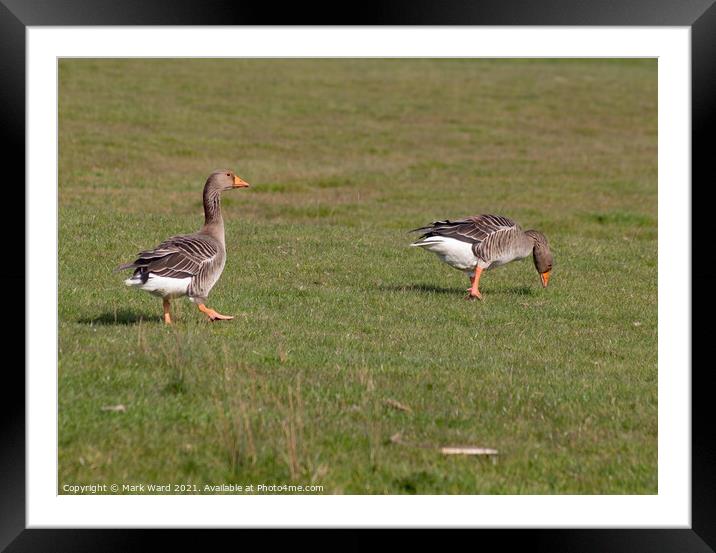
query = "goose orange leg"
xmin=163 ymin=298 xmax=172 ymax=325
xmin=197 ymin=303 xmax=234 ymax=321
xmin=466 ymin=267 xmax=483 ymax=300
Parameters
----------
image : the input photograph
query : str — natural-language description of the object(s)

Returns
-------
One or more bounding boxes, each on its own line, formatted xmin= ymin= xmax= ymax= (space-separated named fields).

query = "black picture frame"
xmin=5 ymin=1 xmax=710 ymax=551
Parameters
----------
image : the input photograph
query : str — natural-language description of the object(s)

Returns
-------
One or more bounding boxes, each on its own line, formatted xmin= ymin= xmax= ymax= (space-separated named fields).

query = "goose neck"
xmin=202 ymin=188 xmax=225 ymax=244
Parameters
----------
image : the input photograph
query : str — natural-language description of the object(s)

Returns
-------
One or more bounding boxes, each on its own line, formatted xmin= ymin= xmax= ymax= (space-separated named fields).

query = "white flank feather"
xmin=124 ymin=273 xmax=191 ymax=299
xmin=411 ymin=236 xmax=478 ymax=271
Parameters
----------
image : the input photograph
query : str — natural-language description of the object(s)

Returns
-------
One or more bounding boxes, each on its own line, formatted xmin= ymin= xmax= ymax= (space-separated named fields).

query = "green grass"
xmin=58 ymin=59 xmax=657 ymax=494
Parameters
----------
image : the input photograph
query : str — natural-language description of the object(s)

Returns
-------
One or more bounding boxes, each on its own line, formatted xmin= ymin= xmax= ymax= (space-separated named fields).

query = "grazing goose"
xmin=410 ymin=214 xmax=553 ymax=300
xmin=117 ymin=170 xmax=250 ymax=324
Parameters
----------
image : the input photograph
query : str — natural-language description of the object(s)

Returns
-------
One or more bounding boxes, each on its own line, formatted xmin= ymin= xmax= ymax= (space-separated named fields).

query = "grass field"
xmin=58 ymin=59 xmax=657 ymax=494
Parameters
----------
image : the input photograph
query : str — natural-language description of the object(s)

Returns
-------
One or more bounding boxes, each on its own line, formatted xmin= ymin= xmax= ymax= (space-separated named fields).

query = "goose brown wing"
xmin=120 ymin=234 xmax=220 ymax=279
xmin=411 ymin=214 xmax=517 ymax=245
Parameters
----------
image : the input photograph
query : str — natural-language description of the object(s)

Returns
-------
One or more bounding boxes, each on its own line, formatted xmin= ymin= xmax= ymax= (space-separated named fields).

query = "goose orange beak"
xmin=540 ymin=270 xmax=551 ymax=288
xmin=233 ymin=175 xmax=250 ymax=188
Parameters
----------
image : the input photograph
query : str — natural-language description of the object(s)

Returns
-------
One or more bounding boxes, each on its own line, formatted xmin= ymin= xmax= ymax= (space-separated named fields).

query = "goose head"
xmin=206 ymin=169 xmax=250 ymax=193
xmin=525 ymin=230 xmax=553 ymax=287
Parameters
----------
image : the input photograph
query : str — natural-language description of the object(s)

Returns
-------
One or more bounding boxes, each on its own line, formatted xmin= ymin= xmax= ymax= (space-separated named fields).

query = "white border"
xmin=28 ymin=27 xmax=691 ymax=528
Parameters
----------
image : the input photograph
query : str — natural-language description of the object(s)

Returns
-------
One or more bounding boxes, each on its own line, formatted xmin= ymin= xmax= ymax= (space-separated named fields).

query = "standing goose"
xmin=410 ymin=214 xmax=553 ymax=300
xmin=117 ymin=170 xmax=250 ymax=324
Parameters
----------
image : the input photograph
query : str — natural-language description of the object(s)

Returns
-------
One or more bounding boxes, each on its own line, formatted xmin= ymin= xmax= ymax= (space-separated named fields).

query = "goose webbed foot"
xmin=197 ymin=303 xmax=234 ymax=321
xmin=207 ymin=311 xmax=234 ymax=321
xmin=465 ymin=289 xmax=483 ymax=301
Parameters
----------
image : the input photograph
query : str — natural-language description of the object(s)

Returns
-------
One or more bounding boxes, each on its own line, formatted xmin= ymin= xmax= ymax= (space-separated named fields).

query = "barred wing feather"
xmin=119 ymin=235 xmax=220 ymax=279
xmin=411 ymin=214 xmax=517 ymax=245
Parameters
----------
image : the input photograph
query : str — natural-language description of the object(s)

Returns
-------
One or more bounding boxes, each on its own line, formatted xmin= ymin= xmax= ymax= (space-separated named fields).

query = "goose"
xmin=117 ymin=170 xmax=250 ymax=324
xmin=410 ymin=214 xmax=553 ymax=300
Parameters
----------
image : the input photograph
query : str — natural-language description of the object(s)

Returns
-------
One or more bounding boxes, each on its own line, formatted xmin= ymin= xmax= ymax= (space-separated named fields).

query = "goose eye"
xmin=226 ymin=173 xmax=230 ymax=176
